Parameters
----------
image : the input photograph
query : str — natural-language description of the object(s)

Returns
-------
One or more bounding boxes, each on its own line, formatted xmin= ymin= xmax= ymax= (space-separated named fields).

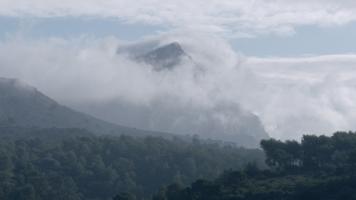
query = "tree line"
xmin=0 ymin=127 xmax=264 ymax=200
xmin=260 ymin=131 xmax=356 ymax=173
xmin=151 ymin=132 xmax=356 ymax=200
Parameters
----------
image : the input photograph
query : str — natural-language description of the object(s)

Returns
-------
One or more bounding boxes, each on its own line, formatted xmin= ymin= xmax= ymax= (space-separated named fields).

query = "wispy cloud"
xmin=2 ymin=0 xmax=356 ymax=37
xmin=1 ymin=33 xmax=356 ymax=139
xmin=0 ymin=33 xmax=269 ymax=142
xmin=242 ymin=54 xmax=356 ymax=139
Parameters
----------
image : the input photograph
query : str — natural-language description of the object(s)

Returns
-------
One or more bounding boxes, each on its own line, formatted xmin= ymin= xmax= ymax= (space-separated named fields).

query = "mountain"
xmin=135 ymin=42 xmax=192 ymax=71
xmin=0 ymin=77 xmax=268 ymax=147
xmin=0 ymin=77 xmax=161 ymax=136
xmin=75 ymin=99 xmax=269 ymax=148
xmin=77 ymin=41 xmax=270 ymax=147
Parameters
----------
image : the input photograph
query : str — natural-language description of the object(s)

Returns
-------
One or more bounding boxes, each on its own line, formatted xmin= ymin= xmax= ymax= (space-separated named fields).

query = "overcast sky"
xmin=1 ymin=0 xmax=356 ymax=56
xmin=1 ymin=1 xmax=356 ymax=139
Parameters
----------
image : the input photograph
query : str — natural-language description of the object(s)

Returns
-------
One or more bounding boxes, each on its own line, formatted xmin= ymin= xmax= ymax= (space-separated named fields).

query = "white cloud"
xmin=1 ymin=0 xmax=356 ymax=37
xmin=1 ymin=33 xmax=356 ymax=140
xmin=240 ymin=54 xmax=356 ymax=139
xmin=0 ymin=34 xmax=270 ymax=145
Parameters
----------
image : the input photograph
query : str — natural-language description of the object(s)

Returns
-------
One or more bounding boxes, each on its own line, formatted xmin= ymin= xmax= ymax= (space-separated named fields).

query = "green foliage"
xmin=0 ymin=127 xmax=264 ymax=200
xmin=154 ymin=132 xmax=356 ymax=200
xmin=261 ymin=131 xmax=356 ymax=173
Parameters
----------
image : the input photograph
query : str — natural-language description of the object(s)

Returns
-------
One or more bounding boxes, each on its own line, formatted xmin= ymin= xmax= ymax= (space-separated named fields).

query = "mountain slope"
xmin=0 ymin=77 xmax=158 ymax=136
xmin=76 ymin=98 xmax=269 ymax=148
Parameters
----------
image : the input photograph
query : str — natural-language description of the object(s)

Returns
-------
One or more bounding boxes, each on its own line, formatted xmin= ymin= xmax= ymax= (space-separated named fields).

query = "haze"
xmin=1 ymin=0 xmax=356 ymax=140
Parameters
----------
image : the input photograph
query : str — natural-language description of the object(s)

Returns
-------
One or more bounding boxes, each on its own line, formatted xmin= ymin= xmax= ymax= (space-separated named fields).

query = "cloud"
xmin=240 ymin=54 xmax=356 ymax=139
xmin=1 ymin=1 xmax=356 ymax=37
xmin=3 ymin=32 xmax=239 ymax=107
xmin=1 ymin=32 xmax=356 ymax=140
xmin=0 ymin=33 xmax=270 ymax=146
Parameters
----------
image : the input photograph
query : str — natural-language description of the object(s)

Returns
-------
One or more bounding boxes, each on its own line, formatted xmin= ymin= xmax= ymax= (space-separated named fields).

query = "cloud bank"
xmin=1 ymin=33 xmax=356 ymax=140
xmin=2 ymin=0 xmax=356 ymax=37
xmin=242 ymin=54 xmax=356 ymax=139
xmin=0 ymin=33 xmax=268 ymax=145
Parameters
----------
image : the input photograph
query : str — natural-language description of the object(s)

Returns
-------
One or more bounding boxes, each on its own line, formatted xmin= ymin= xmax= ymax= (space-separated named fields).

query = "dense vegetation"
xmin=0 ymin=127 xmax=264 ymax=200
xmin=153 ymin=132 xmax=356 ymax=200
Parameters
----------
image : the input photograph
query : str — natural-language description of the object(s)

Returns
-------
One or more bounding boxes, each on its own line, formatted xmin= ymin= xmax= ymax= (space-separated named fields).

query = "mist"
xmin=1 ymin=33 xmax=356 ymax=140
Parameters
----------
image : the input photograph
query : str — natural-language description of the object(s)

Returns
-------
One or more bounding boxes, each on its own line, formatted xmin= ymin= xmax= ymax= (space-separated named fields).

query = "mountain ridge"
xmin=0 ymin=77 xmax=168 ymax=137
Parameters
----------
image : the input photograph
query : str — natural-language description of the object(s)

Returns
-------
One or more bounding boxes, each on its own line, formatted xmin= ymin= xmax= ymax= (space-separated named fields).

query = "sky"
xmin=1 ymin=1 xmax=356 ymax=139
xmin=2 ymin=0 xmax=356 ymax=57
xmin=2 ymin=13 xmax=356 ymax=56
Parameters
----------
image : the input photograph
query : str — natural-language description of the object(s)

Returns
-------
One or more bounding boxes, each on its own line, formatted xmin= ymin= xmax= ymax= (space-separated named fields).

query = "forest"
xmin=2 ymin=127 xmax=356 ymax=199
xmin=152 ymin=132 xmax=356 ymax=200
xmin=0 ymin=127 xmax=264 ymax=200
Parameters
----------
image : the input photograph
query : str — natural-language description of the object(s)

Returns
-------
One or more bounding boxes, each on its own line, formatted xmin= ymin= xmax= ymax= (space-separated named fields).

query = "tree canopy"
xmin=153 ymin=132 xmax=356 ymax=200
xmin=0 ymin=127 xmax=264 ymax=200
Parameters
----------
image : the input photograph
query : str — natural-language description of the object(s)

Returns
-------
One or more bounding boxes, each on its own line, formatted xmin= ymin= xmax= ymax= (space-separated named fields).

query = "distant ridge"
xmin=0 ymin=77 xmax=168 ymax=137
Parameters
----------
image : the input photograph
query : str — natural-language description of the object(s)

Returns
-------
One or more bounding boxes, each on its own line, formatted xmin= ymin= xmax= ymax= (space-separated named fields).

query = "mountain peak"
xmin=148 ymin=42 xmax=185 ymax=58
xmin=136 ymin=42 xmax=191 ymax=71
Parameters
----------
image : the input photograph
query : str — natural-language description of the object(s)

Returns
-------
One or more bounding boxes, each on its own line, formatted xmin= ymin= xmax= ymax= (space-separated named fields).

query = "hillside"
xmin=0 ymin=77 xmax=161 ymax=137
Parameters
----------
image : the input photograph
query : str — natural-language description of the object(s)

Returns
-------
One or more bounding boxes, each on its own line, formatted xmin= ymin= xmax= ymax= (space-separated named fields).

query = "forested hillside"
xmin=0 ymin=127 xmax=264 ymax=200
xmin=152 ymin=132 xmax=356 ymax=200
